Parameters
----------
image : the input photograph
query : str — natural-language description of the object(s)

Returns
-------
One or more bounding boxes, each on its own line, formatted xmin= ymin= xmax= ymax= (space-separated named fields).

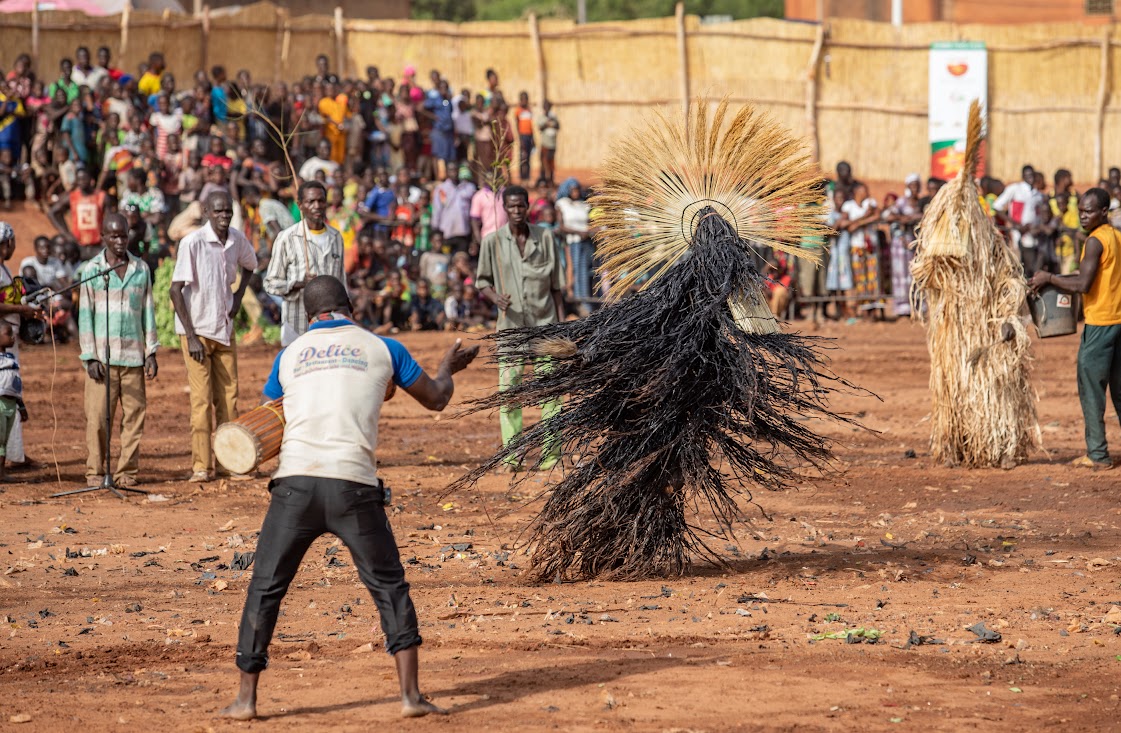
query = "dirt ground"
xmin=3 ymin=207 xmax=1121 ymax=732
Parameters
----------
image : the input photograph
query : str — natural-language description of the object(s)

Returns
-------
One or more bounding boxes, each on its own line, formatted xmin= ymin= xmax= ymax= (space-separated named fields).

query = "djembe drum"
xmin=213 ymin=398 xmax=285 ymax=475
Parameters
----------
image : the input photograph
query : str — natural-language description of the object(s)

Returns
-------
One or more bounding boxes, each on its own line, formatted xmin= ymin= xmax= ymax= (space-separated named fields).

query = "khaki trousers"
xmin=180 ymin=336 xmax=239 ymax=473
xmin=85 ymin=365 xmax=146 ymax=480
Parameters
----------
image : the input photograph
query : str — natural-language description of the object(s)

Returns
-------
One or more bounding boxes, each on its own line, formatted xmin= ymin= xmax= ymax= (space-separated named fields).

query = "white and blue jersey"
xmin=264 ymin=318 xmax=421 ymax=485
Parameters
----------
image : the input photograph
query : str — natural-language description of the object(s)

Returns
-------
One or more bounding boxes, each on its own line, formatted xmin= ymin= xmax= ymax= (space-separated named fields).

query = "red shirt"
xmin=201 ymin=153 xmax=233 ymax=170
xmin=515 ymin=105 xmax=534 ymax=136
xmin=70 ymin=189 xmax=107 ymax=246
xmin=393 ymin=203 xmax=415 ymax=247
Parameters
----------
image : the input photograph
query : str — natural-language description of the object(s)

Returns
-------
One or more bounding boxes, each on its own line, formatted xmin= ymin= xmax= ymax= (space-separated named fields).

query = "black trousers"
xmin=518 ymin=133 xmax=535 ymax=182
xmin=235 ymin=475 xmax=421 ymax=673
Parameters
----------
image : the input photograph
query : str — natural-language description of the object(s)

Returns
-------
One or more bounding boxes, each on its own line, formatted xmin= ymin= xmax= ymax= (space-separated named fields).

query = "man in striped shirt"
xmin=78 ymin=213 xmax=159 ymax=488
xmin=264 ymin=182 xmax=345 ymax=346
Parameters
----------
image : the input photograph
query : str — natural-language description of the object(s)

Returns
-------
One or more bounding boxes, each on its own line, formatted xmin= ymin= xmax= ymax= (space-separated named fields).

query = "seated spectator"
xmin=353 ymin=232 xmax=393 ymax=292
xmin=443 ymin=282 xmax=467 ymax=331
xmin=379 ymin=269 xmax=411 ymax=332
xmin=348 ymin=231 xmax=375 ymax=280
xmin=20 ymin=236 xmax=69 ymax=290
xmin=409 ymin=278 xmax=445 ymax=331
xmin=418 ymin=231 xmax=450 ymax=299
xmin=52 ymin=236 xmax=80 ymax=280
xmin=448 ymin=250 xmax=475 ymax=289
xmin=22 ymin=235 xmax=74 ymax=342
xmin=463 ymin=283 xmax=494 ymax=331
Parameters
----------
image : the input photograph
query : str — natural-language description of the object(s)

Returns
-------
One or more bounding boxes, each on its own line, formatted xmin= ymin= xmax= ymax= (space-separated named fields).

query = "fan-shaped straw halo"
xmin=588 ymin=98 xmax=830 ymax=301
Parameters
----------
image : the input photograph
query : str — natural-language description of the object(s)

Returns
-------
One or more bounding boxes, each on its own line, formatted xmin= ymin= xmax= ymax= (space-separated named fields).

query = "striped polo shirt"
xmin=77 ymin=252 xmax=159 ymax=367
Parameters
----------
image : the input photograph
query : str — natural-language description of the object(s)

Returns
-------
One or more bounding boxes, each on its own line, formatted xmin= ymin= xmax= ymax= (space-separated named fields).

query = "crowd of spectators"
xmin=0 ymin=48 xmax=577 ymax=344
xmin=0 ymin=45 xmax=1112 ymax=339
xmin=790 ymin=161 xmax=1091 ymax=324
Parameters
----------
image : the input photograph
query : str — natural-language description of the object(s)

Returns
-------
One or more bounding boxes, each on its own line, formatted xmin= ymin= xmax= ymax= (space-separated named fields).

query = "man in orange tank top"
xmin=1031 ymin=188 xmax=1121 ymax=469
xmin=48 ymin=167 xmax=106 ymax=251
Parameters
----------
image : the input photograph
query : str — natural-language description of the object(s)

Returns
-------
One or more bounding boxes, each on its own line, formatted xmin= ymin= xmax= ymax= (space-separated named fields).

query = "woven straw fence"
xmin=1 ymin=2 xmax=1116 ymax=184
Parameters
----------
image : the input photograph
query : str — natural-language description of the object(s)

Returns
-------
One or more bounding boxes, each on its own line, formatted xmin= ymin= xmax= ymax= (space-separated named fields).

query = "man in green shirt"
xmin=78 ymin=214 xmax=159 ymax=488
xmin=48 ymin=58 xmax=80 ymax=103
xmin=477 ymin=185 xmax=565 ymax=470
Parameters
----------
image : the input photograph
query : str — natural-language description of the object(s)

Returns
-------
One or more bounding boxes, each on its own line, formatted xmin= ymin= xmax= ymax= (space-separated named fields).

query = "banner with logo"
xmin=929 ymin=41 xmax=988 ymax=180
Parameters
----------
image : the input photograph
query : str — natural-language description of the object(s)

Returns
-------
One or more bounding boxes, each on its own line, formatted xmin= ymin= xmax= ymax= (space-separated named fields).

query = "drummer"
xmin=220 ymin=275 xmax=478 ymax=721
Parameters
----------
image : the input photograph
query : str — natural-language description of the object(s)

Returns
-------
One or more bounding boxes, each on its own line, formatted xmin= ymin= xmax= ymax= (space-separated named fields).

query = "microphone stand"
xmin=51 ymin=261 xmax=146 ymax=499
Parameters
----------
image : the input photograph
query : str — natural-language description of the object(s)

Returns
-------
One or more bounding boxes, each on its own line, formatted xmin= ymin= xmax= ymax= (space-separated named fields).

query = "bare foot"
xmin=402 ymin=697 xmax=447 ymax=718
xmin=219 ymin=699 xmax=257 ymax=720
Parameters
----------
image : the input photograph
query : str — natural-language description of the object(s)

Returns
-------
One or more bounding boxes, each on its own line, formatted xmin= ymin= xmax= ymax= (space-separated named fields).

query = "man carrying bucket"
xmin=1031 ymin=188 xmax=1121 ymax=469
xmin=220 ymin=276 xmax=477 ymax=720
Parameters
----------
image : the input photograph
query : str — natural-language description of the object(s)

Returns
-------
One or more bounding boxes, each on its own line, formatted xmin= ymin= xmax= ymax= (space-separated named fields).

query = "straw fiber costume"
xmin=453 ymin=101 xmax=858 ymax=580
xmin=911 ymin=101 xmax=1040 ymax=469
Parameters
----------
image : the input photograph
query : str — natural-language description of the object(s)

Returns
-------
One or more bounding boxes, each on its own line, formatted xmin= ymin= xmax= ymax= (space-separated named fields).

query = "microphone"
xmin=21 ymin=289 xmax=53 ymax=307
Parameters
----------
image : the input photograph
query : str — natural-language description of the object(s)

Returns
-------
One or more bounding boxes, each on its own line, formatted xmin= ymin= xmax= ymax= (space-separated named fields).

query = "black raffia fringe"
xmin=449 ymin=211 xmax=867 ymax=582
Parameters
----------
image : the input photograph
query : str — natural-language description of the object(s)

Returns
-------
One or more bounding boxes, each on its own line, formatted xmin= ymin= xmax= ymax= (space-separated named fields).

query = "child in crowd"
xmin=443 ymin=282 xmax=466 ymax=331
xmin=0 ymin=322 xmax=27 ymax=482
xmin=418 ymin=231 xmax=451 ymax=300
xmin=409 ymin=278 xmax=445 ymax=331
xmin=0 ymin=149 xmax=18 ymax=210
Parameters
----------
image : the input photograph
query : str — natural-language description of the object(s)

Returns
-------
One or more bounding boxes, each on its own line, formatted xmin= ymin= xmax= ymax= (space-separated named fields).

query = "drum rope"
xmin=261 ymin=400 xmax=285 ymax=426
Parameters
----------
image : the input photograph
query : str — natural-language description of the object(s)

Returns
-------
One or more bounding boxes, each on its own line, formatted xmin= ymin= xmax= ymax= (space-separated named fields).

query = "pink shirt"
xmin=470 ymin=187 xmax=508 ymax=240
xmin=172 ymin=222 xmax=258 ymax=345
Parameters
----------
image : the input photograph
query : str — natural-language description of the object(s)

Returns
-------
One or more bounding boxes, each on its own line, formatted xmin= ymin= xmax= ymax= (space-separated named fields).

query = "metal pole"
xmin=577 ymin=0 xmax=586 ymax=24
xmin=99 ymin=271 xmax=118 ymax=495
xmin=891 ymin=0 xmax=902 ymax=26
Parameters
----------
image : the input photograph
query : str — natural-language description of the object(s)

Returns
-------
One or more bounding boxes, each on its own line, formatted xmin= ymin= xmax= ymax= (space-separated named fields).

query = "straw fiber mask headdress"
xmin=589 ymin=98 xmax=829 ymax=310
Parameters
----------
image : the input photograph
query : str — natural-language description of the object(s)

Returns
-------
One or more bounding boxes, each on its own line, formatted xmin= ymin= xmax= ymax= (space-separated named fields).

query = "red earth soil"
xmin=1 ymin=204 xmax=1121 ymax=731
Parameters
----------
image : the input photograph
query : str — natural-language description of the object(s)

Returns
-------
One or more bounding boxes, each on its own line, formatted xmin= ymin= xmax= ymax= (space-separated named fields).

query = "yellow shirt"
xmin=138 ymin=71 xmax=163 ymax=97
xmin=1051 ymin=196 xmax=1080 ymax=260
xmin=1084 ymin=223 xmax=1121 ymax=326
